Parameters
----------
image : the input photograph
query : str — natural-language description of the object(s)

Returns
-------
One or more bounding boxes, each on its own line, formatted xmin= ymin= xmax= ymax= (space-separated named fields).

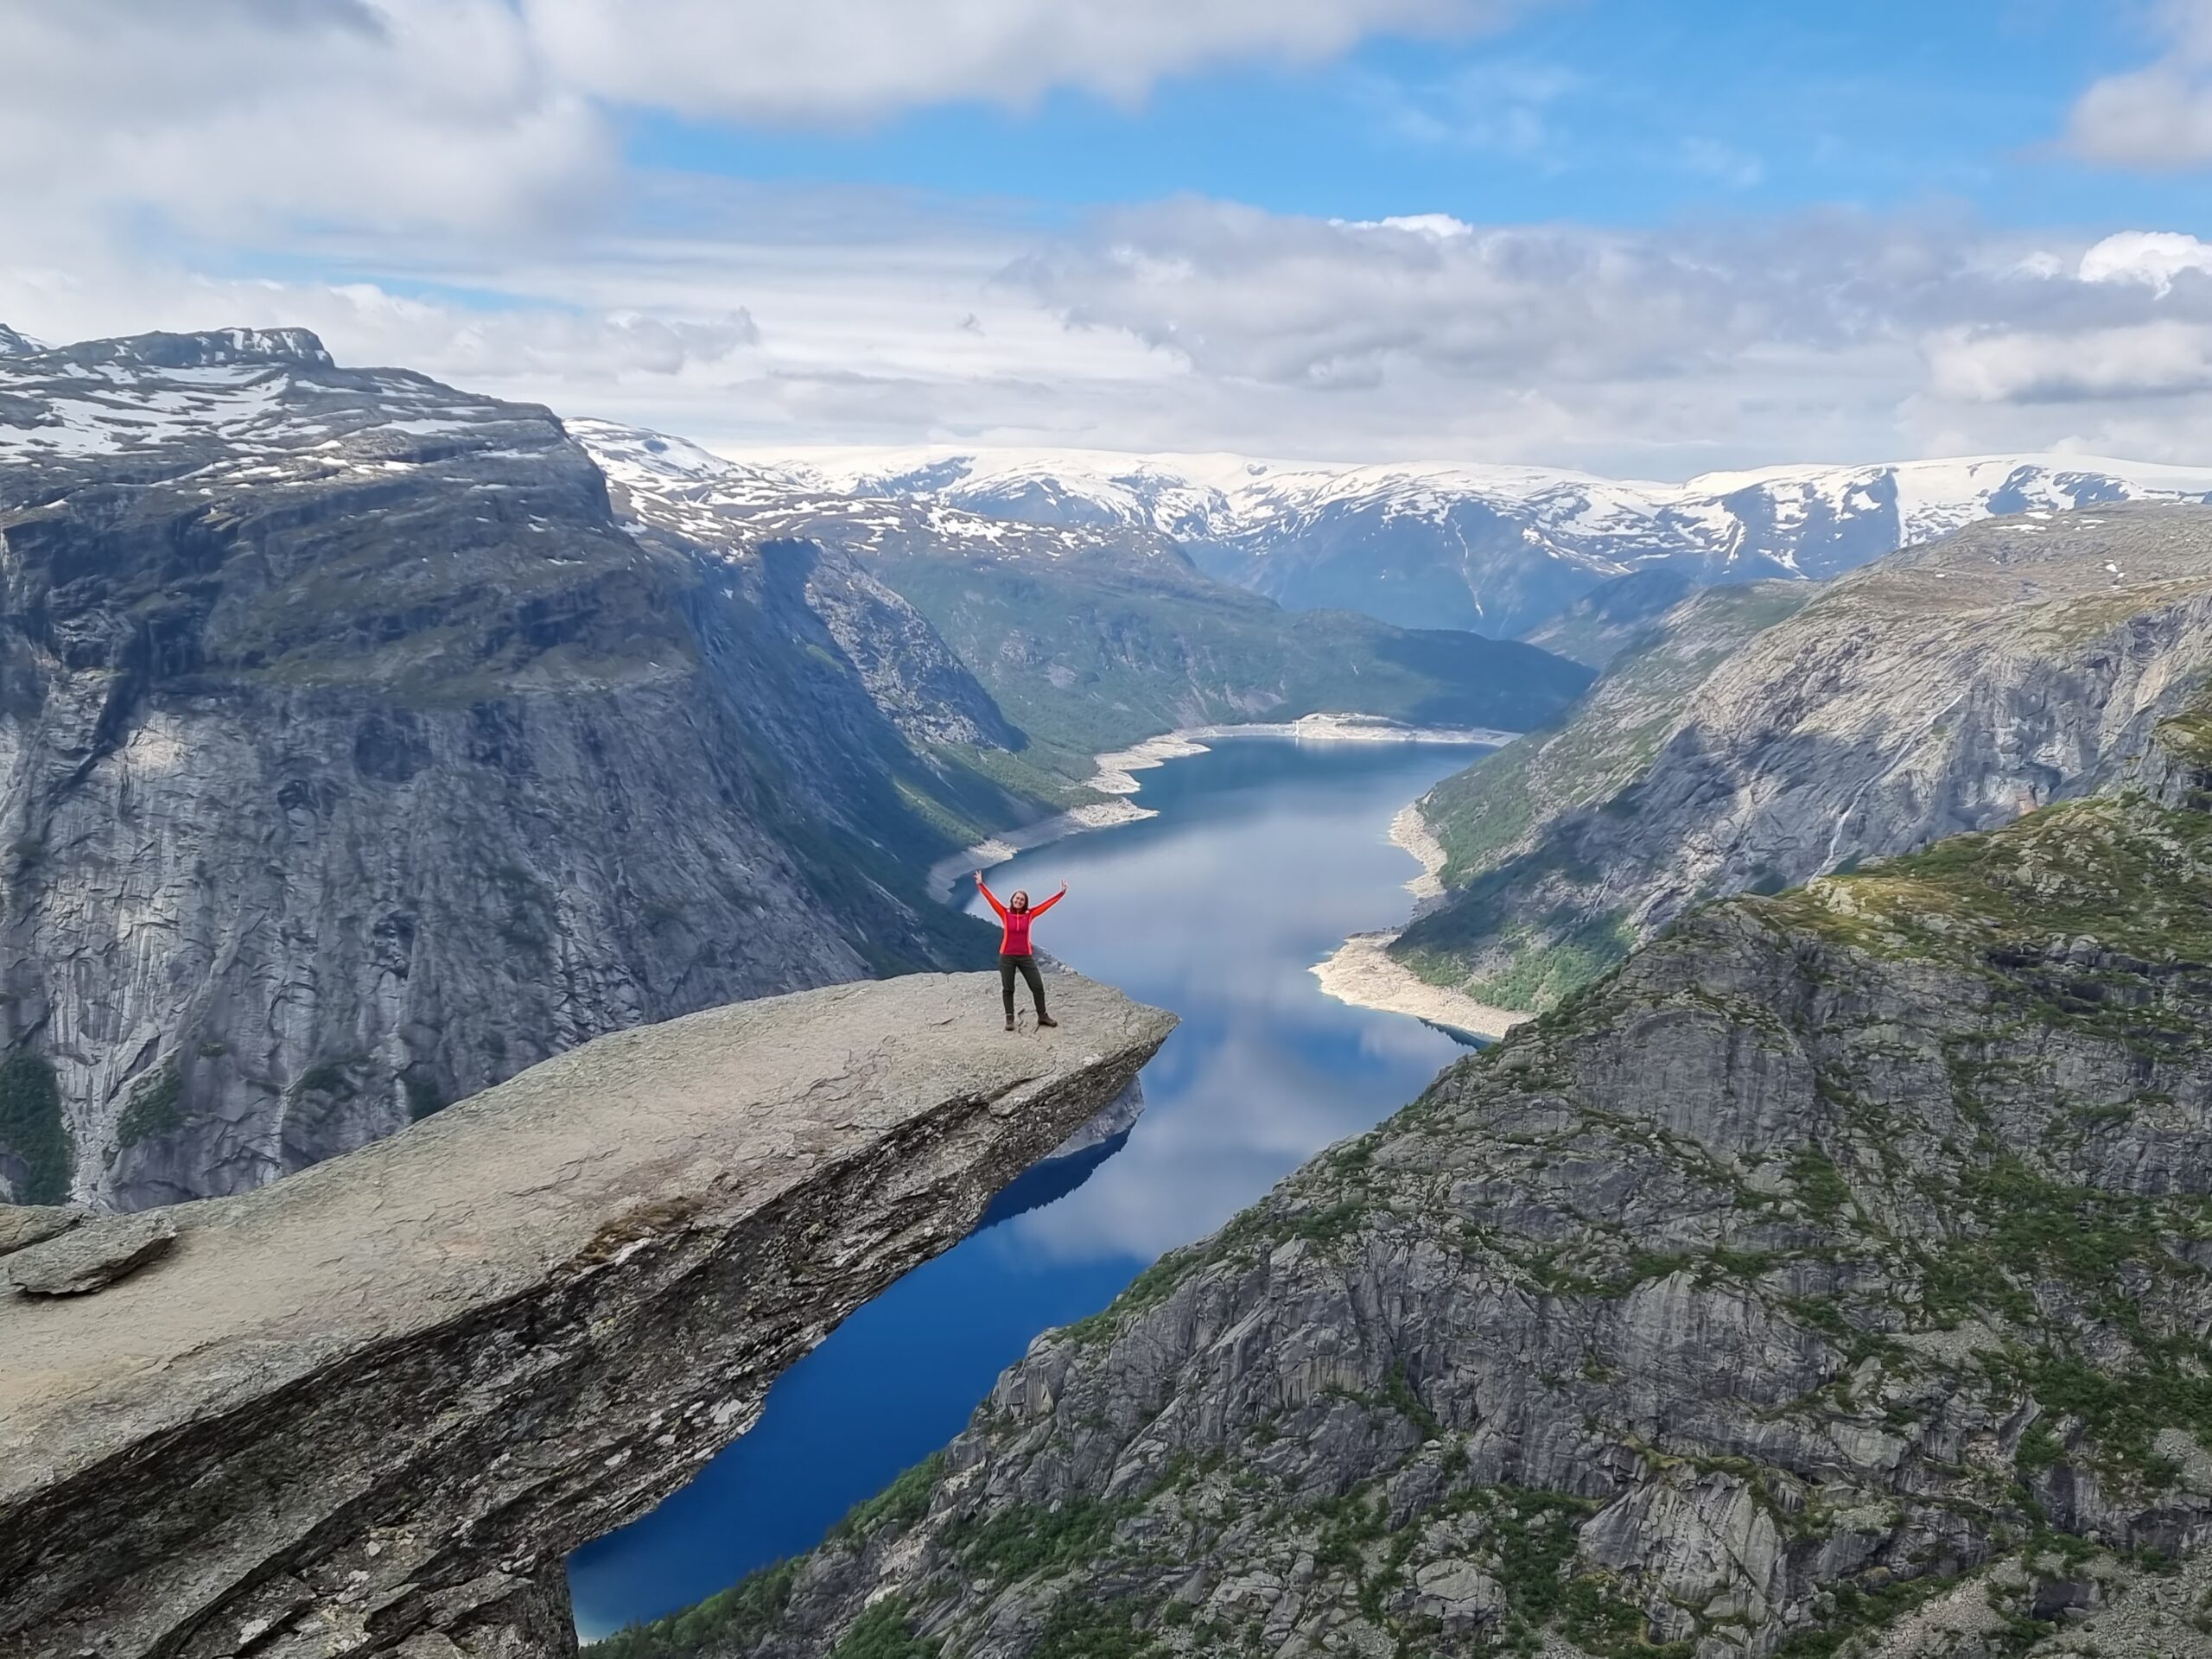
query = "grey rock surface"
xmin=6 ymin=1208 xmax=175 ymax=1294
xmin=0 ymin=1205 xmax=79 ymax=1256
xmin=695 ymin=793 xmax=2212 ymax=1659
xmin=0 ymin=969 xmax=1173 ymax=1658
xmin=1398 ymin=503 xmax=2212 ymax=1013
xmin=0 ymin=329 xmax=1023 ymax=1210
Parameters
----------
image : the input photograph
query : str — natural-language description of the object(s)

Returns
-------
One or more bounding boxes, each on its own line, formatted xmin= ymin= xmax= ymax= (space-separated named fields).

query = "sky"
xmin=5 ymin=0 xmax=2212 ymax=475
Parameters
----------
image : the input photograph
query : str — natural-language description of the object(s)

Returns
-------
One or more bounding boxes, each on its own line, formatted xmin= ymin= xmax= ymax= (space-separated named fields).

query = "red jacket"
xmin=979 ymin=879 xmax=1063 ymax=955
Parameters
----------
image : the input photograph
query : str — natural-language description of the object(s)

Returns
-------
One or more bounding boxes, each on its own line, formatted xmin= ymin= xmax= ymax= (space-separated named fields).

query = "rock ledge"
xmin=0 ymin=970 xmax=1173 ymax=1658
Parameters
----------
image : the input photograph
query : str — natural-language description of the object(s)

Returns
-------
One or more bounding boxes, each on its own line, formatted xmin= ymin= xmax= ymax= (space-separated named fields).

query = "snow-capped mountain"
xmin=729 ymin=445 xmax=2212 ymax=636
xmin=0 ymin=327 xmax=1038 ymax=1209
xmin=0 ymin=325 xmax=563 ymax=507
xmin=0 ymin=323 xmax=41 ymax=356
xmin=572 ymin=421 xmax=1198 ymax=575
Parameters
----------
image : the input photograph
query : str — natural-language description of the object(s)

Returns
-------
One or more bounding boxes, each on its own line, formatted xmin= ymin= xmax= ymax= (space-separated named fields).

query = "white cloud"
xmin=0 ymin=0 xmax=1535 ymax=249
xmin=2064 ymin=0 xmax=2212 ymax=168
xmin=1926 ymin=321 xmax=2212 ymax=404
xmin=2078 ymin=229 xmax=2212 ymax=293
xmin=526 ymin=0 xmax=1533 ymax=124
xmin=9 ymin=4 xmax=2212 ymax=474
xmin=0 ymin=1 xmax=617 ymax=241
xmin=17 ymin=194 xmax=2212 ymax=474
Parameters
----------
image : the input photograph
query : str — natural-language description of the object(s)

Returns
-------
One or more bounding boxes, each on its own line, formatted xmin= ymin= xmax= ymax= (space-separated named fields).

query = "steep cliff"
xmin=0 ymin=970 xmax=1175 ymax=1659
xmin=1395 ymin=504 xmax=2212 ymax=1014
xmin=0 ymin=330 xmax=1026 ymax=1210
xmin=661 ymin=768 xmax=2212 ymax=1659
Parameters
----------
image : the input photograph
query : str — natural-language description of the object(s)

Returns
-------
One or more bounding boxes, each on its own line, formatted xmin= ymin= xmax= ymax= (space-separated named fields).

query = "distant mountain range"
xmin=577 ymin=420 xmax=1588 ymax=775
xmin=732 ymin=443 xmax=2212 ymax=636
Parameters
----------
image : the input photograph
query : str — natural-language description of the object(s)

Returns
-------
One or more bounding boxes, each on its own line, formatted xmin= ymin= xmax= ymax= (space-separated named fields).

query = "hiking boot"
xmin=1004 ymin=1016 xmax=1017 ymax=1032
xmin=1037 ymin=1014 xmax=1058 ymax=1028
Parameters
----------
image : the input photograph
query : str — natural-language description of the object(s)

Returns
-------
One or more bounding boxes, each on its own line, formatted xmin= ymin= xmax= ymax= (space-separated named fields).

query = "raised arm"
xmin=975 ymin=872 xmax=1008 ymax=919
xmin=1028 ymin=883 xmax=1069 ymax=918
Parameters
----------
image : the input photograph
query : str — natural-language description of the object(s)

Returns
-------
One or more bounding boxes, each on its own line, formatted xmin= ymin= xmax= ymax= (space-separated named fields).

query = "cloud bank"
xmin=5 ymin=2 xmax=2212 ymax=474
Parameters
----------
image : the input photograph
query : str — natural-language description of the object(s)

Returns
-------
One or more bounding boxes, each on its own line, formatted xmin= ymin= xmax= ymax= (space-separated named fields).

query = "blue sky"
xmin=636 ymin=0 xmax=2195 ymax=229
xmin=5 ymin=0 xmax=2212 ymax=472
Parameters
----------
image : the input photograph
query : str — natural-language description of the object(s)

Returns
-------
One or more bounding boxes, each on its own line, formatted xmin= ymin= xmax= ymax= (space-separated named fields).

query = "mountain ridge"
xmin=0 ymin=328 xmax=1030 ymax=1209
xmin=705 ymin=441 xmax=2212 ymax=636
xmin=575 ymin=419 xmax=1593 ymax=783
xmin=1395 ymin=500 xmax=2212 ymax=1015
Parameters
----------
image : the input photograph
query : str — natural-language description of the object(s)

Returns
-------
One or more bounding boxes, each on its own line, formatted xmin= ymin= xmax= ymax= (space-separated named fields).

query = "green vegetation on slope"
xmin=868 ymin=554 xmax=1591 ymax=782
xmin=0 ymin=1051 xmax=71 ymax=1205
xmin=586 ymin=1562 xmax=799 ymax=1659
xmin=1420 ymin=580 xmax=1810 ymax=891
xmin=1762 ymin=791 xmax=2212 ymax=969
xmin=677 ymin=785 xmax=2212 ymax=1659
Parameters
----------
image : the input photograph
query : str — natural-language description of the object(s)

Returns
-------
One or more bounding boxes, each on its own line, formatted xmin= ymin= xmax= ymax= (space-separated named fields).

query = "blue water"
xmin=568 ymin=736 xmax=1491 ymax=1638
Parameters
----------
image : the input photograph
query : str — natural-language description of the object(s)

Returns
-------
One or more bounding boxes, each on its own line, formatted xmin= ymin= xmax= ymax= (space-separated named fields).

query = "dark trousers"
xmin=1000 ymin=952 xmax=1046 ymax=1019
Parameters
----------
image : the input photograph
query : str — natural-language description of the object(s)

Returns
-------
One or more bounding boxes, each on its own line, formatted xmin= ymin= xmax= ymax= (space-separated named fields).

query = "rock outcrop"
xmin=0 ymin=329 xmax=1034 ymax=1209
xmin=674 ymin=791 xmax=2212 ymax=1659
xmin=1396 ymin=503 xmax=2212 ymax=1014
xmin=0 ymin=969 xmax=1173 ymax=1659
xmin=6 ymin=1208 xmax=176 ymax=1294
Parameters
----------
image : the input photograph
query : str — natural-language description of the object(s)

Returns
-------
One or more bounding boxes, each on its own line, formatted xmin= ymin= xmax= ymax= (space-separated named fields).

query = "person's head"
xmin=1011 ymin=890 xmax=1030 ymax=912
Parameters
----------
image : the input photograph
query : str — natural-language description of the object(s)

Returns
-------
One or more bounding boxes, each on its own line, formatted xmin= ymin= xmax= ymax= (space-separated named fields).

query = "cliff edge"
xmin=0 ymin=970 xmax=1174 ymax=1659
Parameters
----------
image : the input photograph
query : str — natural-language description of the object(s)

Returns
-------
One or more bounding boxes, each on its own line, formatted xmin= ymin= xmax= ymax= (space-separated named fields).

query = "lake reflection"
xmin=568 ymin=737 xmax=1490 ymax=1637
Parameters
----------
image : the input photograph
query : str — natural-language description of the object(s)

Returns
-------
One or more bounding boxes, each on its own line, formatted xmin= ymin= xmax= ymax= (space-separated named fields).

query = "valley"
xmin=603 ymin=639 xmax=2212 ymax=1659
xmin=9 ymin=319 xmax=2212 ymax=1659
xmin=569 ymin=734 xmax=1495 ymax=1636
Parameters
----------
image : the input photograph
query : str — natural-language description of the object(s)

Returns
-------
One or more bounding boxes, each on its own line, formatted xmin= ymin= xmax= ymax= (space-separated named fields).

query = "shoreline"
xmin=932 ymin=712 xmax=1532 ymax=1045
xmin=1389 ymin=801 xmax=1450 ymax=918
xmin=1306 ymin=782 xmax=1531 ymax=1044
xmin=927 ymin=715 xmax=1516 ymax=902
xmin=1309 ymin=933 xmax=1527 ymax=1046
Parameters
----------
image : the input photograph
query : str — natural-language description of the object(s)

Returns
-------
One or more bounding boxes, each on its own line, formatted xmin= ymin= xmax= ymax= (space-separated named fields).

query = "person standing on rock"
xmin=976 ymin=872 xmax=1068 ymax=1031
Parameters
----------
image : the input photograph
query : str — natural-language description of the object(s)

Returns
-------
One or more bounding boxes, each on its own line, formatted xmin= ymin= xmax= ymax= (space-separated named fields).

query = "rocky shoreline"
xmin=1309 ymin=931 xmax=1525 ymax=1044
xmin=1309 ymin=800 xmax=1528 ymax=1041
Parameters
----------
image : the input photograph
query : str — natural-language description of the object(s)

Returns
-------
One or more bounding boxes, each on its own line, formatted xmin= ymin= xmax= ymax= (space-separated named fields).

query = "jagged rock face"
xmin=766 ymin=540 xmax=1023 ymax=750
xmin=1396 ymin=504 xmax=2212 ymax=1014
xmin=0 ymin=330 xmax=1018 ymax=1209
xmin=703 ymin=795 xmax=2212 ymax=1659
xmin=0 ymin=970 xmax=1176 ymax=1659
